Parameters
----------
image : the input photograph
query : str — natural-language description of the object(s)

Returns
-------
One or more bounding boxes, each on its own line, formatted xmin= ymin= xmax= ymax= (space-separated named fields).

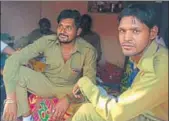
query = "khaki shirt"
xmin=81 ymin=31 xmax=102 ymax=62
xmin=78 ymin=41 xmax=168 ymax=121
xmin=3 ymin=35 xmax=97 ymax=94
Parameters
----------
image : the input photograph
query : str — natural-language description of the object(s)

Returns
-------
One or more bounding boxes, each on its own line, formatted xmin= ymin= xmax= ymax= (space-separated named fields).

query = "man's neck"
xmin=60 ymin=41 xmax=75 ymax=50
xmin=131 ymin=55 xmax=142 ymax=64
xmin=60 ymin=41 xmax=76 ymax=63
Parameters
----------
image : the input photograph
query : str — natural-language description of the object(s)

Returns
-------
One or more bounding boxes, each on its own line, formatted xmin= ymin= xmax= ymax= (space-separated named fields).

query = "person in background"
xmin=72 ymin=3 xmax=168 ymax=121
xmin=15 ymin=18 xmax=56 ymax=63
xmin=2 ymin=9 xmax=97 ymax=121
xmin=15 ymin=18 xmax=56 ymax=48
xmin=79 ymin=14 xmax=102 ymax=63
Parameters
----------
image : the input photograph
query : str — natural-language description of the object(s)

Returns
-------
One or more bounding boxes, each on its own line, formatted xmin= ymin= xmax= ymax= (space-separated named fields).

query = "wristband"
xmin=4 ymin=99 xmax=16 ymax=105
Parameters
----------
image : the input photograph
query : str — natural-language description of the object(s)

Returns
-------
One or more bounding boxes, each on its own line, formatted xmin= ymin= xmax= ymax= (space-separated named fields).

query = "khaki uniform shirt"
xmin=78 ymin=41 xmax=168 ymax=121
xmin=3 ymin=35 xmax=97 ymax=94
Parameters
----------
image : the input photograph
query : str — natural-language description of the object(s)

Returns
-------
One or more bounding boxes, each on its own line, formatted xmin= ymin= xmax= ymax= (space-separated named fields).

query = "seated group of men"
xmin=1 ymin=3 xmax=168 ymax=121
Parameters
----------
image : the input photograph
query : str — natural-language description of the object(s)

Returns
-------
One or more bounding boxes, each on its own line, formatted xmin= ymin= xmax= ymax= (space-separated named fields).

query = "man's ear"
xmin=77 ymin=28 xmax=82 ymax=36
xmin=150 ymin=25 xmax=158 ymax=40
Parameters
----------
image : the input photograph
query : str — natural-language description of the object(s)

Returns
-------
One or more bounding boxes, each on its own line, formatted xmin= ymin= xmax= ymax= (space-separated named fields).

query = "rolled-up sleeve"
xmin=78 ymin=54 xmax=168 ymax=121
xmin=3 ymin=37 xmax=47 ymax=94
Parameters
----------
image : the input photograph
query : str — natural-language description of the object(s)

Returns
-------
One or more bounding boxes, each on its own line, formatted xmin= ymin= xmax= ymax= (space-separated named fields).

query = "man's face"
xmin=118 ymin=16 xmax=156 ymax=56
xmin=40 ymin=23 xmax=50 ymax=34
xmin=57 ymin=18 xmax=78 ymax=44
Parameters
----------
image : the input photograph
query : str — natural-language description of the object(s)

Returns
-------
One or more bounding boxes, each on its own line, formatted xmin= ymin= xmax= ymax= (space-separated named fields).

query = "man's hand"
xmin=72 ymin=83 xmax=82 ymax=99
xmin=2 ymin=100 xmax=17 ymax=121
xmin=50 ymin=97 xmax=70 ymax=121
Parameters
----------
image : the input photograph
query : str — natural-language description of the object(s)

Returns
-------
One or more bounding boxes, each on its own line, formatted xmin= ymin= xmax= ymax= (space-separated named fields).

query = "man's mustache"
xmin=58 ymin=33 xmax=68 ymax=37
xmin=121 ymin=41 xmax=135 ymax=46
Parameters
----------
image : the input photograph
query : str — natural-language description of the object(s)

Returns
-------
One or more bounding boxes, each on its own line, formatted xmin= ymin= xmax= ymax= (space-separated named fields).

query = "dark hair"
xmin=38 ymin=18 xmax=51 ymax=28
xmin=80 ymin=14 xmax=92 ymax=33
xmin=118 ymin=4 xmax=157 ymax=29
xmin=57 ymin=9 xmax=81 ymax=28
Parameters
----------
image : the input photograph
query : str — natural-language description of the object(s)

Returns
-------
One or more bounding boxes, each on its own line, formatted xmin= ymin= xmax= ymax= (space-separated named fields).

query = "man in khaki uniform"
xmin=72 ymin=4 xmax=168 ymax=121
xmin=2 ymin=9 xmax=97 ymax=121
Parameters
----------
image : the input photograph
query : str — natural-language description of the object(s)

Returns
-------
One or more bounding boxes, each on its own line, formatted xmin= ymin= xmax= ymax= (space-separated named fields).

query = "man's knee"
xmin=72 ymin=103 xmax=106 ymax=121
xmin=72 ymin=103 xmax=96 ymax=121
xmin=72 ymin=103 xmax=90 ymax=121
xmin=19 ymin=66 xmax=34 ymax=77
xmin=18 ymin=66 xmax=36 ymax=87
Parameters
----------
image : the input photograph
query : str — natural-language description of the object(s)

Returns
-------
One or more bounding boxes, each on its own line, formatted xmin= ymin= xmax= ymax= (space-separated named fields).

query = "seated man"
xmin=72 ymin=4 xmax=168 ymax=121
xmin=79 ymin=14 xmax=102 ymax=63
xmin=2 ymin=9 xmax=97 ymax=121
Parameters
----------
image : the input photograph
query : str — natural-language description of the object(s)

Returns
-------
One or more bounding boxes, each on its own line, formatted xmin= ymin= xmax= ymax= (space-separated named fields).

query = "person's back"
xmin=80 ymin=14 xmax=102 ymax=63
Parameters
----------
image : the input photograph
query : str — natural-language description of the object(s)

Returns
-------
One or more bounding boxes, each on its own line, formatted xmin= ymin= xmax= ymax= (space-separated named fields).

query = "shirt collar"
xmin=55 ymin=36 xmax=83 ymax=54
xmin=73 ymin=37 xmax=85 ymax=53
xmin=141 ymin=40 xmax=159 ymax=58
xmin=136 ymin=40 xmax=159 ymax=69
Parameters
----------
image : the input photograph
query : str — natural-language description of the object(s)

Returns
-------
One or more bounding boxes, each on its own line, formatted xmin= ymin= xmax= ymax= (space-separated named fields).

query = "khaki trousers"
xmin=72 ymin=103 xmax=163 ymax=121
xmin=15 ymin=66 xmax=81 ymax=117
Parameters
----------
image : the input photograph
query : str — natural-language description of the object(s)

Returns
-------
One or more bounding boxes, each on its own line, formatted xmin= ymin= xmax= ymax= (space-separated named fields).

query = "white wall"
xmin=1 ymin=1 xmax=41 ymax=42
xmin=101 ymin=37 xmax=125 ymax=67
xmin=41 ymin=1 xmax=57 ymax=32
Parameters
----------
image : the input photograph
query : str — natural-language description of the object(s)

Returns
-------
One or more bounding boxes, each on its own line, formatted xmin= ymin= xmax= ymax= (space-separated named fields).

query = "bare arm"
xmin=2 ymin=46 xmax=15 ymax=55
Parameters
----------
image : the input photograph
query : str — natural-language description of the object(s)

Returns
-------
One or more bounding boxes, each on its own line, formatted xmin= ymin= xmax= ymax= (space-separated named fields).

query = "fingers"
xmin=72 ymin=85 xmax=79 ymax=95
xmin=13 ymin=114 xmax=17 ymax=121
xmin=55 ymin=111 xmax=61 ymax=121
xmin=2 ymin=111 xmax=14 ymax=121
xmin=59 ymin=110 xmax=65 ymax=121
xmin=8 ymin=112 xmax=14 ymax=121
xmin=73 ymin=87 xmax=82 ymax=99
xmin=49 ymin=108 xmax=55 ymax=120
xmin=50 ymin=107 xmax=65 ymax=121
xmin=72 ymin=83 xmax=79 ymax=92
xmin=2 ymin=105 xmax=9 ymax=121
xmin=2 ymin=103 xmax=17 ymax=121
xmin=52 ymin=110 xmax=64 ymax=121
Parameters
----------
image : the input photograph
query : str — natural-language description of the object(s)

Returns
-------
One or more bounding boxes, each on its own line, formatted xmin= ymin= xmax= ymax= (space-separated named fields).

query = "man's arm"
xmin=71 ymin=47 xmax=97 ymax=102
xmin=83 ymin=47 xmax=97 ymax=84
xmin=3 ymin=36 xmax=48 ymax=94
xmin=2 ymin=46 xmax=15 ymax=55
xmin=1 ymin=41 xmax=15 ymax=55
xmin=78 ymin=54 xmax=168 ymax=121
